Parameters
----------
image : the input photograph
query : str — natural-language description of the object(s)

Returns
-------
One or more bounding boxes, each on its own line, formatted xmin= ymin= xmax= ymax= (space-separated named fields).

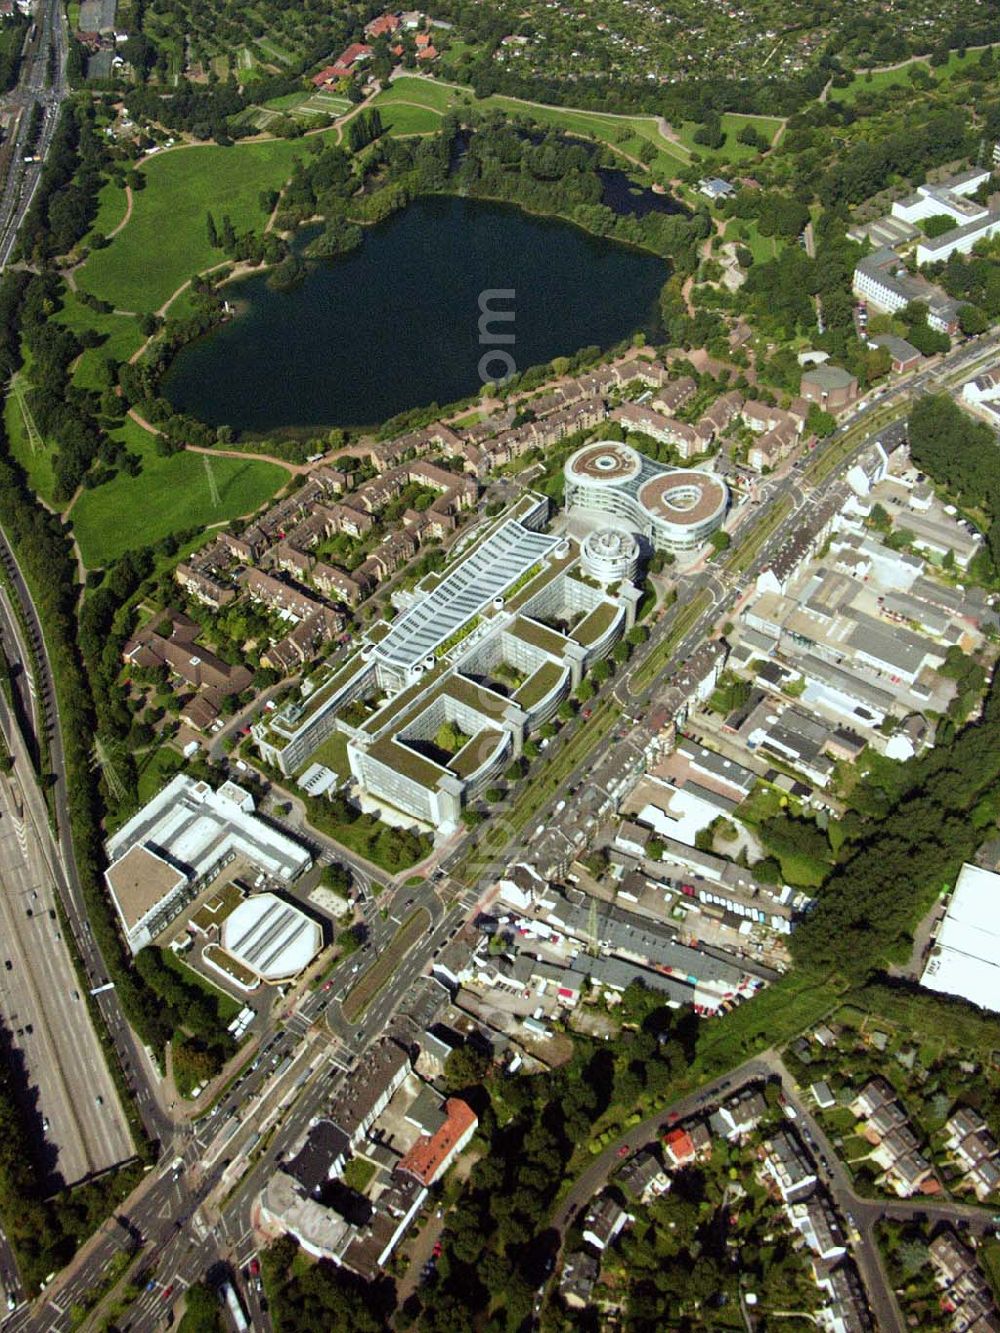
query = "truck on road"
xmin=219 ymin=1281 xmax=249 ymax=1333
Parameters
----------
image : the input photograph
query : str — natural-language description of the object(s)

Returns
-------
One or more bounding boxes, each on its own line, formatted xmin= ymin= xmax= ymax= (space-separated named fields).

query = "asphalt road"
xmin=0 ymin=728 xmax=131 ymax=1187
xmin=0 ymin=0 xmax=68 ymax=270
xmin=0 ymin=532 xmax=174 ymax=1150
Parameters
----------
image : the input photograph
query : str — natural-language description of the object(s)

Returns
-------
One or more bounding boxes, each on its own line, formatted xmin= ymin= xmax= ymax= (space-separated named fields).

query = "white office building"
xmin=564 ymin=442 xmax=728 ymax=556
xmin=105 ymin=775 xmax=312 ymax=953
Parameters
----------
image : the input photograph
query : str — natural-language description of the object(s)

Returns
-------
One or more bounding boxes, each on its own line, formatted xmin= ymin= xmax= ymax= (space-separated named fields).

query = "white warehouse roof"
xmin=221 ymin=893 xmax=322 ymax=982
xmin=104 ymin=774 xmax=313 ymax=954
xmin=920 ymin=864 xmax=1000 ymax=1013
xmin=107 ymin=774 xmax=312 ymax=895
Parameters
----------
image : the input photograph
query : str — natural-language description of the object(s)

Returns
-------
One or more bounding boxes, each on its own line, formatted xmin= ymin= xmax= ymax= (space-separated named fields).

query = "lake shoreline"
xmin=162 ymin=194 xmax=667 ymax=434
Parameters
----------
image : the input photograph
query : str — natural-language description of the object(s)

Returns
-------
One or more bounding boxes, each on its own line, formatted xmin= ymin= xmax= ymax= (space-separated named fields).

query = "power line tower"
xmin=9 ymin=374 xmax=42 ymax=453
xmin=203 ymin=454 xmax=220 ymax=508
xmin=92 ymin=737 xmax=128 ymax=805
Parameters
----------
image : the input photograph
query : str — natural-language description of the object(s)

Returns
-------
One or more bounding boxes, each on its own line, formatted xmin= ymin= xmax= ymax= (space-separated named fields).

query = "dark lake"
xmin=598 ymin=168 xmax=689 ymax=218
xmin=161 ymin=194 xmax=667 ymax=433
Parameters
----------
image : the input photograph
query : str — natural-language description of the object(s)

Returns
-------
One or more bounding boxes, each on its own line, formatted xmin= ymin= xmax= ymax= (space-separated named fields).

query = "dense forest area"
xmin=908 ymin=394 xmax=1000 ymax=573
xmin=790 ymin=663 xmax=1000 ymax=976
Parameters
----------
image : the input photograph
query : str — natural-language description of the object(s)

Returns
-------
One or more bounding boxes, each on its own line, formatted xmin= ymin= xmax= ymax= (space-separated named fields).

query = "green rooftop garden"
xmin=515 ymin=661 xmax=566 ymax=710
xmin=571 ymin=601 xmax=620 ymax=647
xmin=449 ymin=729 xmax=505 ymax=778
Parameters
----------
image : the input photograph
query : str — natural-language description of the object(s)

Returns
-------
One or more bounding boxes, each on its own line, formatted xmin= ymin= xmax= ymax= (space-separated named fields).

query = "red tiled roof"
xmin=366 ymin=14 xmax=400 ymax=36
xmin=397 ymin=1098 xmax=477 ymax=1186
xmin=663 ymin=1128 xmax=695 ymax=1162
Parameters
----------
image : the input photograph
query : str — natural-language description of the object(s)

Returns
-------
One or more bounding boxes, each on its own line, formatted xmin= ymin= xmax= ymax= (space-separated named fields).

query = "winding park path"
xmin=125 ymin=406 xmax=302 ymax=475
xmin=106 ymin=184 xmax=133 ymax=239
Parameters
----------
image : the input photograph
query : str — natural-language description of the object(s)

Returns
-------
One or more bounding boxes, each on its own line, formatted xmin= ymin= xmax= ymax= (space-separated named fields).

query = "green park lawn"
xmin=56 ymin=290 xmax=144 ymax=391
xmin=374 ymin=76 xmax=461 ymax=114
xmin=375 ymin=76 xmax=691 ymax=170
xmin=828 ymin=42 xmax=1000 ymax=102
xmin=4 ymin=378 xmax=56 ymax=503
xmin=673 ymin=112 xmax=784 ymax=161
xmin=378 ymin=102 xmax=445 ymax=136
xmin=88 ymin=179 xmax=131 ymax=241
xmin=69 ymin=417 xmax=288 ymax=567
xmin=77 ymin=137 xmax=316 ymax=313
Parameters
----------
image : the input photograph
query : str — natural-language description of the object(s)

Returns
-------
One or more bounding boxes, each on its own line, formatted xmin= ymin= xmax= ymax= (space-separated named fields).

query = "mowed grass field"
xmin=89 ymin=179 xmax=131 ymax=240
xmin=377 ymin=102 xmax=444 ymax=135
xmin=77 ymin=137 xmax=316 ymax=313
xmin=70 ymin=417 xmax=289 ymax=567
xmin=827 ymin=42 xmax=1000 ymax=102
xmin=56 ymin=291 xmax=144 ymax=390
xmin=374 ymin=77 xmax=692 ymax=169
xmin=5 ymin=378 xmax=56 ymax=502
xmin=673 ymin=111 xmax=784 ymax=160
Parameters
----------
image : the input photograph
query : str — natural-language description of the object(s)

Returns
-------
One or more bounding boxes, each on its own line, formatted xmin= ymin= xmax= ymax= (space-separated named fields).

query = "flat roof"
xmin=220 ymin=892 xmax=322 ymax=982
xmin=638 ymin=471 xmax=728 ymax=527
xmin=566 ymin=442 xmax=643 ymax=484
xmin=105 ymin=844 xmax=186 ymax=931
xmin=374 ymin=516 xmax=560 ymax=670
xmin=571 ymin=601 xmax=619 ymax=646
xmin=515 ymin=661 xmax=565 ymax=710
xmin=920 ymin=864 xmax=1000 ymax=1012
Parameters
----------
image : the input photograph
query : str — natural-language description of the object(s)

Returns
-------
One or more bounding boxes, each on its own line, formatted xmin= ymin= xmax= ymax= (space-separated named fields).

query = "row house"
xmin=742 ymin=399 xmax=801 ymax=435
xmin=311 ymin=464 xmax=350 ymax=495
xmin=612 ymin=356 xmax=670 ymax=389
xmin=610 ymin=403 xmax=702 ymax=458
xmin=582 ymin=1194 xmax=632 ymax=1251
xmin=787 ymin=1195 xmax=847 ymax=1263
xmin=281 ymin=506 xmax=342 ymax=553
xmin=759 ymin=1129 xmax=817 ymax=1202
xmin=244 ymin=569 xmax=325 ymax=621
xmin=263 ymin=606 xmax=344 ymax=674
xmin=709 ymin=1089 xmax=769 ymax=1141
xmin=313 ymin=562 xmax=374 ymax=607
xmin=405 ymin=507 xmax=455 ymax=542
xmin=576 ymin=365 xmax=620 ymax=398
xmin=814 ymin=1263 xmax=874 ymax=1333
xmin=367 ymin=422 xmax=465 ymax=472
xmin=360 ymin=528 xmax=420 ymax=581
xmin=748 ymin=420 xmax=800 ymax=472
xmin=663 ymin=1120 xmax=712 ymax=1168
xmin=928 ymin=1230 xmax=1000 ymax=1331
xmin=217 ymin=528 xmax=270 ymax=565
xmin=945 ymin=1109 xmax=1000 ymax=1200
xmin=174 ymin=559 xmax=238 ymax=609
xmin=408 ymin=460 xmax=478 ymax=509
xmin=652 ymin=375 xmax=697 ymax=415
xmin=273 ymin=543 xmax=316 ymax=583
xmin=617 ymin=1149 xmax=671 ymax=1203
xmin=324 ymin=502 xmax=375 ymax=539
xmin=851 ymin=1078 xmax=935 ymax=1197
xmin=483 ymin=397 xmax=607 ymax=467
xmin=695 ymin=389 xmax=744 ymax=442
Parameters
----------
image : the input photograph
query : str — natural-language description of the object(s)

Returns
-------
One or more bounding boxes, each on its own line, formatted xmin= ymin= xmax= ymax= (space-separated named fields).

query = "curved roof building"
xmin=564 ymin=442 xmax=728 ymax=554
xmin=220 ymin=892 xmax=322 ymax=985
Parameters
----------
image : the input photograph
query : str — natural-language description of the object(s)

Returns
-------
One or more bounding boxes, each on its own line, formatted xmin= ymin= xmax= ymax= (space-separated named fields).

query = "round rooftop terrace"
xmin=637 ymin=470 xmax=728 ymax=528
xmin=565 ymin=441 xmax=642 ymax=485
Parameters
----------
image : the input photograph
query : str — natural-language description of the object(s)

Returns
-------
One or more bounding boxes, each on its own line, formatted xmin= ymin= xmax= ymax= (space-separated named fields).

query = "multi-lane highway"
xmin=0 ymin=0 xmax=68 ymax=269
xmin=0 ymin=713 xmax=132 ymax=1187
